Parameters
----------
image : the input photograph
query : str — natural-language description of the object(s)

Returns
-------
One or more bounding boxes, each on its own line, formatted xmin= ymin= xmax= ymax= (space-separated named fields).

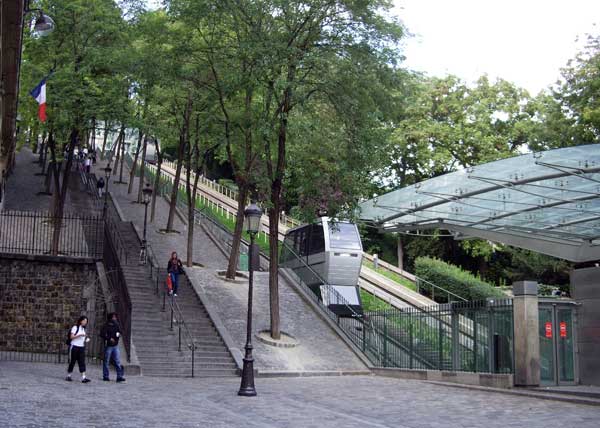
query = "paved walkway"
xmin=4 ymin=147 xmax=96 ymax=213
xmin=1 ymin=361 xmax=600 ymax=428
xmin=101 ymin=161 xmax=366 ymax=372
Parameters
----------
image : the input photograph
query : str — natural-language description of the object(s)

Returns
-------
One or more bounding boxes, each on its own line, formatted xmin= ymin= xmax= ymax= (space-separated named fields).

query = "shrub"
xmin=415 ymin=257 xmax=505 ymax=301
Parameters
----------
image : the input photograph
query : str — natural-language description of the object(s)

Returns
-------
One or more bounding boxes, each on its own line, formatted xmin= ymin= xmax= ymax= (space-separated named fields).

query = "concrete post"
xmin=512 ymin=281 xmax=540 ymax=386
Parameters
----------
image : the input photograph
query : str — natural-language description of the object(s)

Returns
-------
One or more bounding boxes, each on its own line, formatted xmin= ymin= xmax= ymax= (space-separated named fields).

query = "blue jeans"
xmin=170 ymin=272 xmax=179 ymax=294
xmin=103 ymin=345 xmax=124 ymax=379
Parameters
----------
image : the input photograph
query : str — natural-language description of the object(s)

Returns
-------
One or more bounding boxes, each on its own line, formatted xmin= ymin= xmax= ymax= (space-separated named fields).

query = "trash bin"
xmin=239 ymin=252 xmax=249 ymax=272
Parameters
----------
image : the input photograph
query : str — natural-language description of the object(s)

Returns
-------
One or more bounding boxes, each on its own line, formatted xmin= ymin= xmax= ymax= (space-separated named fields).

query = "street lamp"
xmin=238 ymin=201 xmax=262 ymax=397
xmin=102 ymin=163 xmax=112 ymax=218
xmin=141 ymin=184 xmax=153 ymax=265
xmin=25 ymin=1 xmax=55 ymax=37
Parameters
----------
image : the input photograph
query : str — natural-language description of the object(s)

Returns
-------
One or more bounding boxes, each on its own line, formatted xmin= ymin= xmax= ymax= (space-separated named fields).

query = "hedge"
xmin=415 ymin=257 xmax=506 ymax=301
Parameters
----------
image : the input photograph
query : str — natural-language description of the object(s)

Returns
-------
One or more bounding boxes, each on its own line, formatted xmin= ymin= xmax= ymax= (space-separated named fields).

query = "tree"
xmin=19 ymin=0 xmax=130 ymax=253
xmin=216 ymin=1 xmax=403 ymax=339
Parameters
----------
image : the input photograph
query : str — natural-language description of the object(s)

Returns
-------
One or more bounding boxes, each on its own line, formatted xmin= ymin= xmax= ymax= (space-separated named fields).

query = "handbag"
xmin=166 ymin=274 xmax=173 ymax=292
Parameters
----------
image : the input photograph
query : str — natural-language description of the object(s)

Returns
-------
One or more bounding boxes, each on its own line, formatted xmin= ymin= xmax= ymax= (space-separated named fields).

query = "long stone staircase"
xmin=110 ymin=203 xmax=238 ymax=378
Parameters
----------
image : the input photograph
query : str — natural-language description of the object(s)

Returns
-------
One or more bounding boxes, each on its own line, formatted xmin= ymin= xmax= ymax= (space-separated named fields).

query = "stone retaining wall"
xmin=0 ymin=254 xmax=99 ymax=356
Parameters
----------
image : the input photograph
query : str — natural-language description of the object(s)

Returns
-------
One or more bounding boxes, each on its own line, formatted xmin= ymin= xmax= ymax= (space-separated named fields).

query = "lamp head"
xmin=243 ymin=202 xmax=262 ymax=234
xmin=33 ymin=13 xmax=55 ymax=36
xmin=142 ymin=184 xmax=153 ymax=204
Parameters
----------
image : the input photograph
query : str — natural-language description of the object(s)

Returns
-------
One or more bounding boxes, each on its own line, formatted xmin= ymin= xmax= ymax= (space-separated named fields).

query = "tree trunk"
xmin=150 ymin=142 xmax=163 ymax=223
xmin=166 ymin=140 xmax=184 ymax=231
xmin=118 ymin=129 xmax=126 ymax=183
xmin=101 ymin=121 xmax=111 ymax=157
xmin=166 ymin=96 xmax=192 ymax=232
xmin=38 ymin=132 xmax=47 ymax=164
xmin=226 ymin=184 xmax=249 ymax=279
xmin=31 ymin=123 xmax=39 ymax=153
xmin=397 ymin=235 xmax=404 ymax=271
xmin=128 ymin=130 xmax=143 ymax=194
xmin=90 ymin=118 xmax=96 ymax=151
xmin=268 ymin=197 xmax=281 ymax=340
xmin=51 ymin=129 xmax=77 ymax=255
xmin=184 ymin=114 xmax=201 ymax=267
xmin=112 ymin=125 xmax=124 ymax=172
xmin=137 ymin=135 xmax=148 ymax=202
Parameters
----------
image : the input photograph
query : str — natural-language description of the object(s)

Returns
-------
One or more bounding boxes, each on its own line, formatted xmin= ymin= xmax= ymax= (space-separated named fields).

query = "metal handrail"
xmin=157 ymin=268 xmax=197 ymax=377
xmin=415 ymin=276 xmax=468 ymax=303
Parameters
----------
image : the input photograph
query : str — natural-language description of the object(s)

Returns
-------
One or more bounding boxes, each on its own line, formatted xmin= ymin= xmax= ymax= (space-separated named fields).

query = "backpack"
xmin=65 ymin=325 xmax=80 ymax=346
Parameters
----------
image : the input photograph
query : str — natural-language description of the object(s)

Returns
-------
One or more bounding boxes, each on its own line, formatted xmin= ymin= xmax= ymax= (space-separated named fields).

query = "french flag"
xmin=30 ymin=78 xmax=47 ymax=123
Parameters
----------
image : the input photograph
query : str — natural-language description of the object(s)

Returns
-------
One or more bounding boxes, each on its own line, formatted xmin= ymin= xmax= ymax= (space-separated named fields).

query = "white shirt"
xmin=70 ymin=325 xmax=86 ymax=347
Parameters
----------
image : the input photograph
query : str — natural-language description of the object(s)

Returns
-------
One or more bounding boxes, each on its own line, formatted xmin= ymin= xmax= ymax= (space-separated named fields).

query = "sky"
xmin=393 ymin=0 xmax=600 ymax=95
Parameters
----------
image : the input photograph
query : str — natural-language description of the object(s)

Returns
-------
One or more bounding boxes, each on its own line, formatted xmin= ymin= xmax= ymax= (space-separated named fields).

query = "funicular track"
xmin=138 ymin=157 xmax=445 ymax=311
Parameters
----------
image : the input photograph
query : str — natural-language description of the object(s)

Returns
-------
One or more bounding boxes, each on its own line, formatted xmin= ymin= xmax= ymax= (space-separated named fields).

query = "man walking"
xmin=100 ymin=312 xmax=126 ymax=382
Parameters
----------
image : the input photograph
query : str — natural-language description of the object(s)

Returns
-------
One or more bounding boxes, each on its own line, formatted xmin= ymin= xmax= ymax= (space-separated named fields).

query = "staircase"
xmin=111 ymin=208 xmax=237 ymax=378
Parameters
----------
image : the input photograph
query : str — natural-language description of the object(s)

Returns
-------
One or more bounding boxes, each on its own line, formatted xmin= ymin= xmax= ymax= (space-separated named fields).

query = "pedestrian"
xmin=100 ymin=312 xmax=126 ymax=382
xmin=66 ymin=315 xmax=91 ymax=383
xmin=167 ymin=251 xmax=183 ymax=296
xmin=84 ymin=156 xmax=91 ymax=174
xmin=97 ymin=176 xmax=105 ymax=197
xmin=91 ymin=148 xmax=97 ymax=164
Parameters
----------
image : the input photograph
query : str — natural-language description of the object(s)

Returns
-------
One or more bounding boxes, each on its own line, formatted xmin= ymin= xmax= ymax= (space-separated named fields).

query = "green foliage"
xmin=415 ymin=257 xmax=505 ymax=301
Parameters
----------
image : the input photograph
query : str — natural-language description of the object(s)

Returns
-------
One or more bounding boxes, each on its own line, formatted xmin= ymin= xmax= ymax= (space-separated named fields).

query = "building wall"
xmin=0 ymin=254 xmax=100 ymax=355
xmin=570 ymin=266 xmax=600 ymax=386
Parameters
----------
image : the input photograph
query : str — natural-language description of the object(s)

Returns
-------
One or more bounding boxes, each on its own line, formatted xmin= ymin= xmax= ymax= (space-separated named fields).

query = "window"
xmin=308 ymin=224 xmax=325 ymax=255
xmin=328 ymin=222 xmax=361 ymax=250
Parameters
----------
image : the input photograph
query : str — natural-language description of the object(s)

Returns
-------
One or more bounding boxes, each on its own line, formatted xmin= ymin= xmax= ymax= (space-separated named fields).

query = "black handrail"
xmin=155 ymin=267 xmax=197 ymax=377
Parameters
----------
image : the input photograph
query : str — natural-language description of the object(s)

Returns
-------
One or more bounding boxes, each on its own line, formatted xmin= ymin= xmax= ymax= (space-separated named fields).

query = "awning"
xmin=358 ymin=144 xmax=600 ymax=262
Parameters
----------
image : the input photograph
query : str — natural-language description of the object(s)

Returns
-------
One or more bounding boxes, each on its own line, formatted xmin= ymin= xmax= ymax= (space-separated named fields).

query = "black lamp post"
xmin=141 ymin=184 xmax=153 ymax=264
xmin=102 ymin=163 xmax=112 ymax=218
xmin=238 ymin=201 xmax=262 ymax=397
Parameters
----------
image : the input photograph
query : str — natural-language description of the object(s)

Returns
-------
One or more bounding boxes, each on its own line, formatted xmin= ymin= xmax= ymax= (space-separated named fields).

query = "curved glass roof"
xmin=358 ymin=144 xmax=600 ymax=262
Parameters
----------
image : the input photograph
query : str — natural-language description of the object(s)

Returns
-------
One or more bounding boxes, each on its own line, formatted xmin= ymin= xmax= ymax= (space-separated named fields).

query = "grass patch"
xmin=362 ymin=260 xmax=417 ymax=292
xmin=360 ymin=289 xmax=394 ymax=311
xmin=142 ymin=165 xmax=272 ymax=254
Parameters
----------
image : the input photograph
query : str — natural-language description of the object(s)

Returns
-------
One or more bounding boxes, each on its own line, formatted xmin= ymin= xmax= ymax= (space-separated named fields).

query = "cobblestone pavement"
xmin=103 ymin=162 xmax=366 ymax=372
xmin=1 ymin=361 xmax=600 ymax=428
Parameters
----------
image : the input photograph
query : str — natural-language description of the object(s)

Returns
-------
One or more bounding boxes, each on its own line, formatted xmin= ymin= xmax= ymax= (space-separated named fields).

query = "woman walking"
xmin=167 ymin=251 xmax=183 ymax=296
xmin=66 ymin=316 xmax=91 ymax=383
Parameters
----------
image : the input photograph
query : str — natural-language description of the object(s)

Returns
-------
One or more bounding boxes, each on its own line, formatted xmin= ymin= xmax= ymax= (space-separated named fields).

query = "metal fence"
xmin=363 ymin=300 xmax=514 ymax=373
xmin=281 ymin=240 xmax=514 ymax=374
xmin=102 ymin=216 xmax=133 ymax=361
xmin=0 ymin=210 xmax=103 ymax=258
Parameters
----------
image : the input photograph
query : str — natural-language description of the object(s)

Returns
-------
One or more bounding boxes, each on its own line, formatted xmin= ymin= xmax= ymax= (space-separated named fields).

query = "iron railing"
xmin=415 ymin=276 xmax=468 ymax=303
xmin=102 ymin=217 xmax=132 ymax=362
xmin=154 ymin=267 xmax=198 ymax=377
xmin=280 ymin=240 xmax=514 ymax=374
xmin=364 ymin=299 xmax=514 ymax=373
xmin=0 ymin=210 xmax=103 ymax=259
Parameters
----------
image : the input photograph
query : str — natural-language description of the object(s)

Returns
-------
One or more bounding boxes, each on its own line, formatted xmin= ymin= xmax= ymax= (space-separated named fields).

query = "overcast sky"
xmin=394 ymin=0 xmax=600 ymax=95
xmin=144 ymin=1 xmax=599 ymax=95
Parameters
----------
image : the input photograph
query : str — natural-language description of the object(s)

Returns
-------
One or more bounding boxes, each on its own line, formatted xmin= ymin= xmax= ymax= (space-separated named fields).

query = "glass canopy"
xmin=358 ymin=144 xmax=600 ymax=262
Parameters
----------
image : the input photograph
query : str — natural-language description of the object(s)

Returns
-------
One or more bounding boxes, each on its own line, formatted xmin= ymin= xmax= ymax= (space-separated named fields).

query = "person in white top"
xmin=66 ymin=316 xmax=91 ymax=383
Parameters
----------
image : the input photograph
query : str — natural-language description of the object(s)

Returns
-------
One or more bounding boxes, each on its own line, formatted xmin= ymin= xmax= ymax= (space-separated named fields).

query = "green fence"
xmin=281 ymin=240 xmax=514 ymax=374
xmin=361 ymin=299 xmax=513 ymax=373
